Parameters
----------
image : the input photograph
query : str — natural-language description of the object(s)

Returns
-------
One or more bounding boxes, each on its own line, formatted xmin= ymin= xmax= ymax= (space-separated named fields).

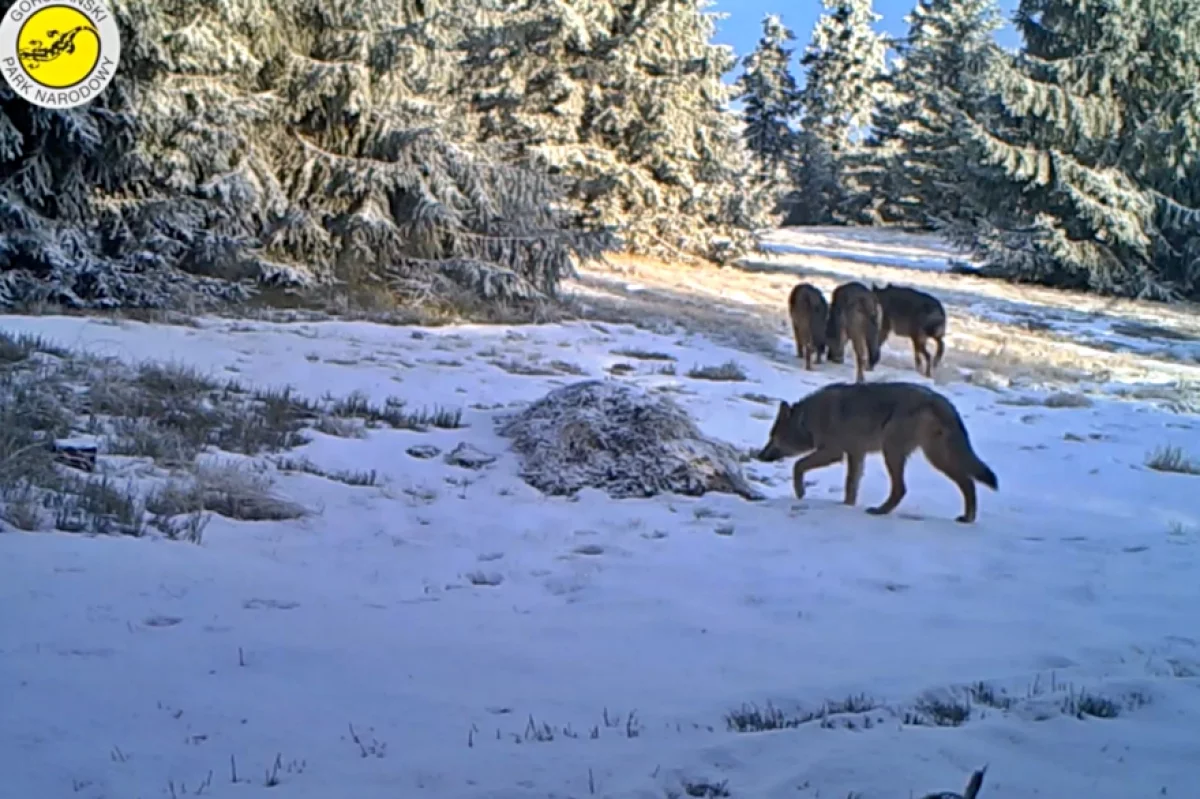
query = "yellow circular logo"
xmin=0 ymin=0 xmax=121 ymax=109
xmin=17 ymin=5 xmax=101 ymax=89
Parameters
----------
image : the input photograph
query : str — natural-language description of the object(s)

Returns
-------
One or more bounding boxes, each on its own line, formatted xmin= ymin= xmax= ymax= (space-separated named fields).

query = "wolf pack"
xmin=756 ymin=280 xmax=999 ymax=524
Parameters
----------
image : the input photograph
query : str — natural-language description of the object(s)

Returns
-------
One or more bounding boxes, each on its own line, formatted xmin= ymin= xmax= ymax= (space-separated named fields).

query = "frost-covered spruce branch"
xmin=448 ymin=0 xmax=775 ymax=264
xmin=0 ymin=0 xmax=615 ymax=312
xmin=941 ymin=0 xmax=1200 ymax=300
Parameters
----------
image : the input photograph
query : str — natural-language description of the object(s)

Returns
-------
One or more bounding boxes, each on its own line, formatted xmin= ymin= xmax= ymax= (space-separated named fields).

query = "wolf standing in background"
xmin=787 ymin=283 xmax=829 ymax=371
xmin=756 ymin=381 xmax=998 ymax=523
xmin=872 ymin=284 xmax=947 ymax=378
xmin=825 ymin=282 xmax=882 ymax=383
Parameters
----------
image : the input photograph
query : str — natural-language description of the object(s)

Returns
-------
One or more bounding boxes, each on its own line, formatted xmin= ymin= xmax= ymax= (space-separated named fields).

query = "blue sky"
xmin=709 ymin=0 xmax=1022 ymax=82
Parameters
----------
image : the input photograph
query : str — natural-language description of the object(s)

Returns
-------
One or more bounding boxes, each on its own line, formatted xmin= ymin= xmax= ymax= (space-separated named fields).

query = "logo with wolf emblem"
xmin=1 ymin=0 xmax=120 ymax=109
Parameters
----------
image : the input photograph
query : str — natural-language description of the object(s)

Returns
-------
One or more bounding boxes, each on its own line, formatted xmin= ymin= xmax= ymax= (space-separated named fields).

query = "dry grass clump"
xmin=0 ymin=330 xmax=444 ymax=542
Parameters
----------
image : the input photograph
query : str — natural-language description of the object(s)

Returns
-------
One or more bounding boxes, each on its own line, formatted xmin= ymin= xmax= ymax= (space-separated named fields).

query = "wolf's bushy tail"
xmin=938 ymin=400 xmax=998 ymax=490
xmin=824 ymin=302 xmax=840 ymax=342
xmin=926 ymin=310 xmax=947 ymax=369
xmin=932 ymin=334 xmax=946 ymax=369
xmin=923 ymin=313 xmax=946 ymax=339
xmin=824 ymin=302 xmax=842 ymax=362
xmin=810 ymin=304 xmax=829 ymax=352
xmin=971 ymin=454 xmax=998 ymax=490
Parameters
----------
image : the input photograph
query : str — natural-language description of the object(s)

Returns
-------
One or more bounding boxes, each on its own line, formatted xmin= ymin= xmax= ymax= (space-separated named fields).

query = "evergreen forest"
xmin=2 ymin=0 xmax=1197 ymax=309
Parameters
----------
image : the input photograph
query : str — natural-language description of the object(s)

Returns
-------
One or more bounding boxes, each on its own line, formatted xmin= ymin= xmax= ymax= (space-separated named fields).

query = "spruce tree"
xmin=735 ymin=15 xmax=801 ymax=187
xmin=453 ymin=0 xmax=773 ymax=263
xmin=792 ymin=0 xmax=888 ymax=225
xmin=947 ymin=0 xmax=1200 ymax=299
xmin=866 ymin=0 xmax=1002 ymax=228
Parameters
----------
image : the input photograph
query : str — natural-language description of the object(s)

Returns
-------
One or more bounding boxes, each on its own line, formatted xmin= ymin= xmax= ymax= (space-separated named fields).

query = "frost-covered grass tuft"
xmin=907 ymin=696 xmax=972 ymax=727
xmin=490 ymin=357 xmax=587 ymax=377
xmin=686 ymin=360 xmax=748 ymax=382
xmin=967 ymin=681 xmax=1015 ymax=710
xmin=274 ymin=456 xmax=378 ymax=487
xmin=146 ymin=461 xmax=306 ymax=523
xmin=90 ymin=364 xmax=320 ymax=463
xmin=724 ymin=702 xmax=803 ymax=732
xmin=1042 ymin=391 xmax=1093 ymax=409
xmin=1145 ymin=445 xmax=1200 ymax=475
xmin=725 ymin=694 xmax=879 ymax=732
xmin=0 ymin=332 xmax=69 ymax=363
xmin=675 ymin=777 xmax=731 ymax=798
xmin=324 ymin=391 xmax=464 ymax=431
xmin=610 ymin=347 xmax=677 ymax=362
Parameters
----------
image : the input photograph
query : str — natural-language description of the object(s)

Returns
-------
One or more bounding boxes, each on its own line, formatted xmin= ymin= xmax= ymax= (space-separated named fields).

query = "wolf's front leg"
xmin=791 ymin=448 xmax=843 ymax=499
xmin=792 ymin=458 xmax=806 ymax=499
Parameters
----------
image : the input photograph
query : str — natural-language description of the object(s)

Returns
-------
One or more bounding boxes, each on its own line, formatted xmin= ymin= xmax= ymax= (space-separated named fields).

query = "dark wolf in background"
xmin=825 ymin=281 xmax=882 ymax=383
xmin=756 ymin=381 xmax=998 ymax=523
xmin=872 ymin=284 xmax=947 ymax=377
xmin=787 ymin=283 xmax=829 ymax=370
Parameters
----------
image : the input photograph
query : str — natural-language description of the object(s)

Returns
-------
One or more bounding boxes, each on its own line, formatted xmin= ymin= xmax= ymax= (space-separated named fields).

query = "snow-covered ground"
xmin=3 ymin=298 xmax=1200 ymax=799
xmin=760 ymin=226 xmax=967 ymax=273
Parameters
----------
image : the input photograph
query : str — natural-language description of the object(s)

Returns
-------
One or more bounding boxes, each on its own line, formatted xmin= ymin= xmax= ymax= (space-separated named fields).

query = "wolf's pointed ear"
xmin=776 ymin=400 xmax=790 ymax=417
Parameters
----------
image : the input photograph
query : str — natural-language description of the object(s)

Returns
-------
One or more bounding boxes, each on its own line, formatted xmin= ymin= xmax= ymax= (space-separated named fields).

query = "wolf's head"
xmin=756 ymin=400 xmax=814 ymax=462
